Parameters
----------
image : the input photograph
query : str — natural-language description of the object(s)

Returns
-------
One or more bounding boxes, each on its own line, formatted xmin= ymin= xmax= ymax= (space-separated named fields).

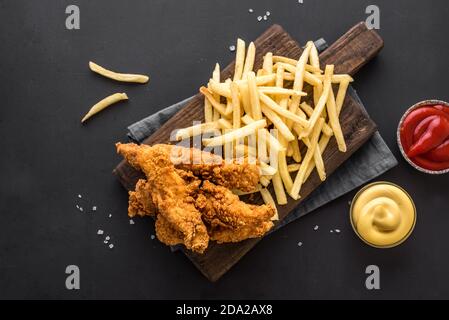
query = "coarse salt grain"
xmin=104 ymin=240 xmax=108 ymax=244
xmin=92 ymin=206 xmax=97 ymax=211
xmin=97 ymin=229 xmax=104 ymax=235
xmin=263 ymin=15 xmax=267 ymax=20
xmin=330 ymin=230 xmax=334 ymax=233
xmin=257 ymin=16 xmax=262 ymax=21
xmin=150 ymin=234 xmax=155 ymax=240
xmin=79 ymin=207 xmax=83 ymax=212
xmin=109 ymin=244 xmax=114 ymax=249
xmin=266 ymin=11 xmax=271 ymax=16
xmin=108 ymin=214 xmax=112 ymax=218
xmin=297 ymin=242 xmax=303 ymax=247
xmin=335 ymin=229 xmax=341 ymax=233
xmin=129 ymin=219 xmax=135 ymax=225
xmin=248 ymin=8 xmax=254 ymax=13
xmin=229 ymin=45 xmax=236 ymax=52
xmin=105 ymin=236 xmax=110 ymax=241
xmin=78 ymin=194 xmax=82 ymax=198
xmin=314 ymin=225 xmax=319 ymax=231
xmin=298 ymin=0 xmax=303 ymax=4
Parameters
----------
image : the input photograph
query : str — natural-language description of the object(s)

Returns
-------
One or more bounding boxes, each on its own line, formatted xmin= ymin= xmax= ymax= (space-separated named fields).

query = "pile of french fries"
xmin=175 ymin=38 xmax=353 ymax=210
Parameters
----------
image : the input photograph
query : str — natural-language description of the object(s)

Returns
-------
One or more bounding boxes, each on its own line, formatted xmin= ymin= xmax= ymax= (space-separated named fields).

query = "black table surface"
xmin=1 ymin=0 xmax=448 ymax=299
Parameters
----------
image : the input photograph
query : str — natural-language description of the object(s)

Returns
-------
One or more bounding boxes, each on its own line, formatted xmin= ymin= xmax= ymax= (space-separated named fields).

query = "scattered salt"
xmin=335 ymin=229 xmax=341 ymax=234
xmin=92 ymin=206 xmax=97 ymax=211
xmin=257 ymin=16 xmax=262 ymax=21
xmin=297 ymin=241 xmax=303 ymax=247
xmin=129 ymin=219 xmax=135 ymax=225
xmin=79 ymin=207 xmax=83 ymax=212
xmin=248 ymin=8 xmax=254 ymax=13
xmin=76 ymin=204 xmax=80 ymax=209
xmin=105 ymin=236 xmax=110 ymax=241
xmin=266 ymin=11 xmax=271 ymax=16
xmin=314 ymin=225 xmax=319 ymax=231
xmin=330 ymin=230 xmax=334 ymax=233
xmin=78 ymin=194 xmax=82 ymax=199
xmin=97 ymin=229 xmax=104 ymax=235
xmin=109 ymin=244 xmax=114 ymax=249
xmin=263 ymin=15 xmax=267 ymax=20
xmin=150 ymin=234 xmax=156 ymax=240
xmin=104 ymin=240 xmax=108 ymax=244
xmin=108 ymin=214 xmax=112 ymax=218
xmin=298 ymin=0 xmax=303 ymax=4
xmin=229 ymin=45 xmax=236 ymax=52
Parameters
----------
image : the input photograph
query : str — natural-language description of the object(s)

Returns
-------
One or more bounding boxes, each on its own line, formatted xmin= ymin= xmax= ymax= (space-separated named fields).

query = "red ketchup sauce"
xmin=400 ymin=104 xmax=449 ymax=171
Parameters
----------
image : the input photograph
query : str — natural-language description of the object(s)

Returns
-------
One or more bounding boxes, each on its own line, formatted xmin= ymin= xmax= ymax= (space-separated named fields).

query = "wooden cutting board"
xmin=114 ymin=22 xmax=383 ymax=282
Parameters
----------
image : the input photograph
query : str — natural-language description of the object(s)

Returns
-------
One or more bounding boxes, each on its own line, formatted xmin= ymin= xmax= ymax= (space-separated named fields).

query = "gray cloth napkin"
xmin=126 ymin=39 xmax=398 ymax=235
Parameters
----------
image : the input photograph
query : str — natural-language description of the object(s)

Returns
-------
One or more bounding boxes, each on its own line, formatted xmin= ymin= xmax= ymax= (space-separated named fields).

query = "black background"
xmin=1 ymin=0 xmax=448 ymax=299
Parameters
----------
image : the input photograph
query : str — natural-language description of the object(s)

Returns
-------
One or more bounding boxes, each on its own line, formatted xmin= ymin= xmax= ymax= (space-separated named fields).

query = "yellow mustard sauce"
xmin=351 ymin=182 xmax=416 ymax=248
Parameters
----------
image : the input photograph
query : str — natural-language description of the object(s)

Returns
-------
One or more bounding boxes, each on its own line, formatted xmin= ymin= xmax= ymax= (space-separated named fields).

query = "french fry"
xmin=236 ymin=74 xmax=276 ymax=87
xmin=272 ymin=56 xmax=322 ymax=73
xmin=208 ymin=79 xmax=232 ymax=98
xmin=313 ymin=144 xmax=326 ymax=181
xmin=300 ymin=102 xmax=333 ymax=136
xmin=81 ymin=92 xmax=128 ymax=123
xmin=242 ymin=42 xmax=255 ymax=78
xmin=217 ymin=118 xmax=232 ymax=130
xmin=202 ymin=119 xmax=266 ymax=147
xmin=230 ymin=81 xmax=241 ymax=129
xmin=260 ymin=93 xmax=309 ymax=128
xmin=89 ymin=61 xmax=149 ymax=84
xmin=335 ymin=79 xmax=350 ymax=114
xmin=290 ymin=139 xmax=302 ymax=163
xmin=260 ymin=162 xmax=277 ymax=175
xmin=326 ymin=85 xmax=347 ymax=152
xmin=278 ymin=150 xmax=293 ymax=193
xmin=261 ymin=105 xmax=295 ymax=142
xmin=260 ymin=188 xmax=279 ymax=221
xmin=204 ymin=98 xmax=213 ymax=123
xmin=288 ymin=163 xmax=301 ymax=172
xmin=200 ymin=87 xmax=231 ymax=117
xmin=263 ymin=52 xmax=273 ymax=75
xmin=272 ymin=172 xmax=288 ymax=205
xmin=212 ymin=63 xmax=221 ymax=121
xmin=247 ymin=71 xmax=263 ymax=120
xmin=175 ymin=121 xmax=219 ymax=141
xmin=290 ymin=118 xmax=325 ymax=199
xmin=233 ymin=39 xmax=246 ymax=81
xmin=300 ymin=65 xmax=333 ymax=138
xmin=304 ymin=134 xmax=331 ymax=181
xmin=258 ymin=87 xmax=306 ymax=97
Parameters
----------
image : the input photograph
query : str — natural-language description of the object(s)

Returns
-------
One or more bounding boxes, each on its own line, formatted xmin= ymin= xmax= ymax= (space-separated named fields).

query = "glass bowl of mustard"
xmin=350 ymin=181 xmax=417 ymax=249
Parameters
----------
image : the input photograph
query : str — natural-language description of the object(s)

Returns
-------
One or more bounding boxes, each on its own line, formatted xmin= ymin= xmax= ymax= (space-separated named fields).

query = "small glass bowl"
xmin=350 ymin=181 xmax=417 ymax=249
xmin=397 ymin=99 xmax=449 ymax=175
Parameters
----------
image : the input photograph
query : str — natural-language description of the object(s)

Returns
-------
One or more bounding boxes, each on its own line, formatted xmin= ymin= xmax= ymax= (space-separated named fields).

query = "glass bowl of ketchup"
xmin=397 ymin=100 xmax=449 ymax=174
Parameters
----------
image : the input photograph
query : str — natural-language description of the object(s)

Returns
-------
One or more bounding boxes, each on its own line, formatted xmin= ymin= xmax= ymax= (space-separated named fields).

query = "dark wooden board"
xmin=113 ymin=22 xmax=383 ymax=281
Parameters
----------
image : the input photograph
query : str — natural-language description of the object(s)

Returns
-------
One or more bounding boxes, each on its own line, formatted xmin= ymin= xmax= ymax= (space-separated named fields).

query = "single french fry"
xmin=300 ymin=102 xmax=333 ymax=136
xmin=260 ymin=176 xmax=272 ymax=187
xmin=304 ymin=134 xmax=331 ymax=181
xmin=258 ymin=87 xmax=306 ymax=97
xmin=212 ymin=63 xmax=221 ymax=121
xmin=208 ymin=79 xmax=232 ymax=98
xmin=272 ymin=172 xmax=288 ymax=205
xmin=313 ymin=144 xmax=326 ymax=181
xmin=230 ymin=82 xmax=241 ymax=129
xmin=309 ymin=43 xmax=321 ymax=74
xmin=259 ymin=94 xmax=309 ymax=128
xmin=200 ymin=87 xmax=230 ymax=117
xmin=263 ymin=52 xmax=273 ymax=75
xmin=316 ymin=74 xmax=354 ymax=83
xmin=236 ymin=74 xmax=276 ymax=87
xmin=247 ymin=71 xmax=263 ymax=120
xmin=175 ymin=121 xmax=219 ymax=141
xmin=290 ymin=118 xmax=325 ymax=199
xmin=260 ymin=188 xmax=279 ymax=221
xmin=202 ymin=119 xmax=266 ymax=147
xmin=260 ymin=162 xmax=277 ymax=176
xmin=288 ymin=163 xmax=301 ymax=172
xmin=300 ymin=65 xmax=333 ymax=138
xmin=261 ymin=105 xmax=295 ymax=142
xmin=242 ymin=42 xmax=255 ymax=78
xmin=278 ymin=150 xmax=293 ymax=193
xmin=204 ymin=98 xmax=213 ymax=123
xmin=335 ymin=79 xmax=350 ymax=115
xmin=272 ymin=56 xmax=322 ymax=73
xmin=89 ymin=61 xmax=149 ymax=84
xmin=233 ymin=39 xmax=246 ymax=81
xmin=327 ymin=85 xmax=346 ymax=152
xmin=81 ymin=92 xmax=128 ymax=123
xmin=217 ymin=118 xmax=232 ymax=130
xmin=290 ymin=139 xmax=302 ymax=163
